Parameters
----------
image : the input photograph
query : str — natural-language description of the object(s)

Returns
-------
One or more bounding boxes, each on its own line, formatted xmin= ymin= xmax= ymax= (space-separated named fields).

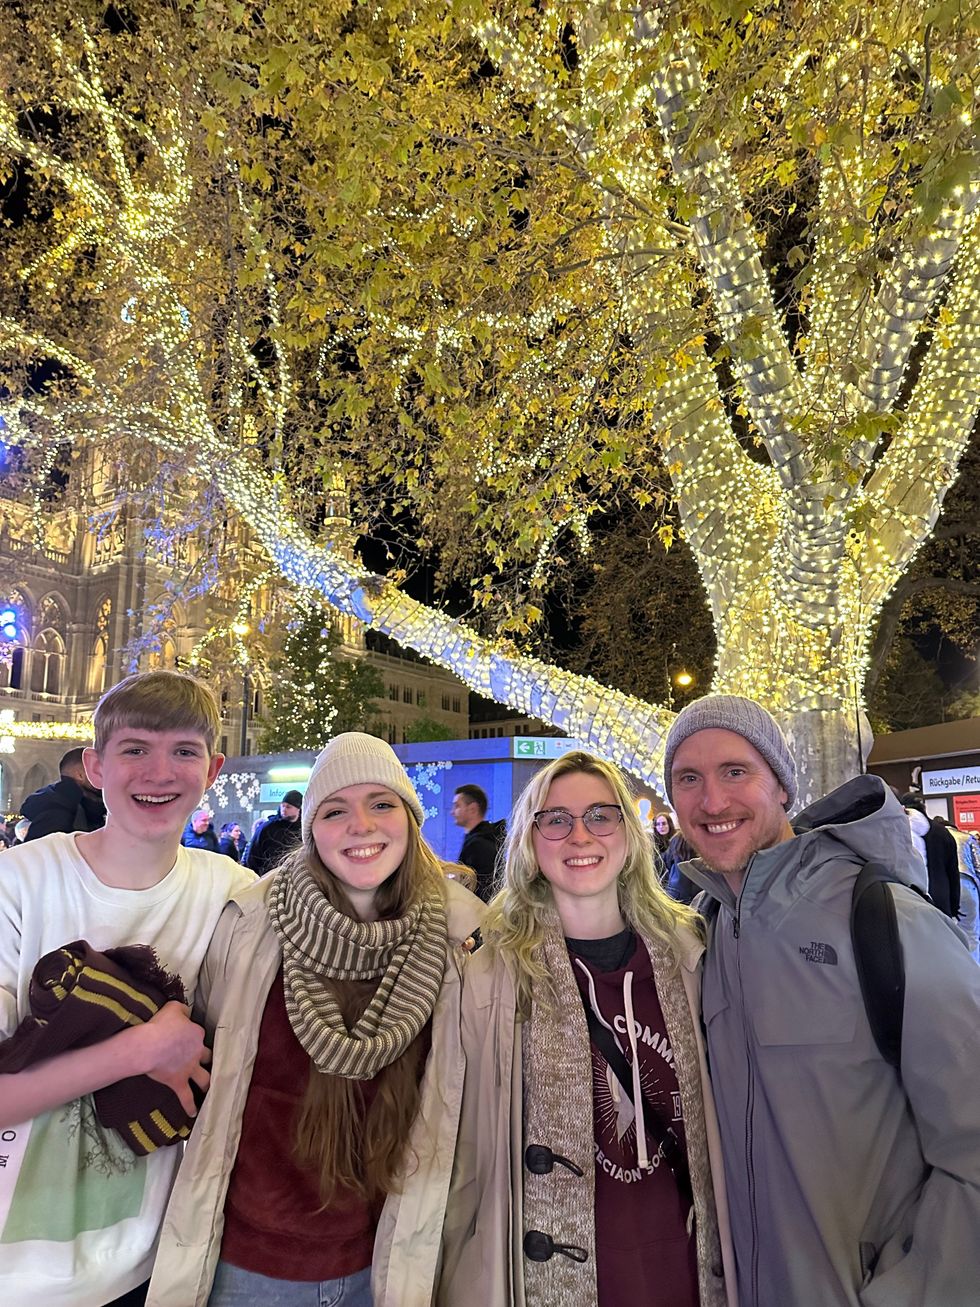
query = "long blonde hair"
xmin=283 ymin=801 xmax=447 ymax=1204
xmin=483 ymin=751 xmax=702 ymax=1008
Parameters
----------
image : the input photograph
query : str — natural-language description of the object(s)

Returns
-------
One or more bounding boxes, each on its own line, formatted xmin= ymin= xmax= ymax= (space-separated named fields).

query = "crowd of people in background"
xmin=7 ymin=740 xmax=980 ymax=950
xmin=0 ymin=671 xmax=978 ymax=1307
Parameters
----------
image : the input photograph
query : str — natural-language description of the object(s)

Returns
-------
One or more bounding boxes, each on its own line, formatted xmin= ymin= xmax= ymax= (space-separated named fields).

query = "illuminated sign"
xmin=512 ymin=738 xmax=580 ymax=760
xmin=953 ymin=795 xmax=980 ymax=830
xmin=259 ymin=781 xmax=309 ymax=804
xmin=922 ymin=766 xmax=980 ymax=795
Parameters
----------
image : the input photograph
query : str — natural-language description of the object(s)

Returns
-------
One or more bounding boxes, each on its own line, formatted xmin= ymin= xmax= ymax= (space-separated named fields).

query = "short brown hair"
xmin=454 ymin=783 xmax=488 ymax=817
xmin=93 ymin=670 xmax=221 ymax=754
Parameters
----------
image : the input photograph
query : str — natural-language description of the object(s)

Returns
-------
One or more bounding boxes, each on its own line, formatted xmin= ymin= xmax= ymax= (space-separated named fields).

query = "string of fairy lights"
xmin=475 ymin=10 xmax=980 ymax=723
xmin=0 ymin=11 xmax=978 ymax=791
xmin=0 ymin=21 xmax=680 ymax=788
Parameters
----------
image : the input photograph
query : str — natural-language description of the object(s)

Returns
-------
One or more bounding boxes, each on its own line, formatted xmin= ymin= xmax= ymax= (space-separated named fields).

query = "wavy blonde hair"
xmin=281 ymin=801 xmax=447 ymax=1204
xmin=483 ymin=751 xmax=702 ymax=1008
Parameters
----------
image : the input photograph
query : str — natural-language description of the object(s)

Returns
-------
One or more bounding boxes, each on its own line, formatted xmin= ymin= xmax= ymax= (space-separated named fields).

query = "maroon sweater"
xmin=220 ymin=969 xmax=382 ymax=1281
xmin=568 ymin=932 xmax=699 ymax=1307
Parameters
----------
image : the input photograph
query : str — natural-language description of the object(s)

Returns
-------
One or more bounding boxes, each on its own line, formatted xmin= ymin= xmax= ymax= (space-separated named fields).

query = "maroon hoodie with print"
xmin=568 ymin=933 xmax=699 ymax=1307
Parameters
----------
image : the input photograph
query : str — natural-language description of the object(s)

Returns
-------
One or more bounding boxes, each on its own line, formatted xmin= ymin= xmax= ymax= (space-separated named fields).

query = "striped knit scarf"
xmin=269 ymin=862 xmax=448 ymax=1080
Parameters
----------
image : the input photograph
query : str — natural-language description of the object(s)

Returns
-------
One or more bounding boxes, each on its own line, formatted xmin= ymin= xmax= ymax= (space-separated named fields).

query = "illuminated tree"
xmin=1 ymin=2 xmax=978 ymax=802
xmin=257 ymin=606 xmax=385 ymax=752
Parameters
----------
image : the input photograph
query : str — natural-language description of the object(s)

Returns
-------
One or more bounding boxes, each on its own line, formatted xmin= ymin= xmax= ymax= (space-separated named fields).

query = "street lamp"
xmin=674 ymin=670 xmax=694 ymax=689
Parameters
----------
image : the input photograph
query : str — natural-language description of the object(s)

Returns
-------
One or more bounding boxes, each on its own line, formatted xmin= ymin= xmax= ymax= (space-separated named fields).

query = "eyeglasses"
xmin=533 ymin=804 xmax=625 ymax=841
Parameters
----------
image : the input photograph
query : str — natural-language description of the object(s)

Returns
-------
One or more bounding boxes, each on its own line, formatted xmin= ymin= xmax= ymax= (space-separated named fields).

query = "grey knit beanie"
xmin=663 ymin=694 xmax=797 ymax=810
xmin=301 ymin=732 xmax=424 ymax=843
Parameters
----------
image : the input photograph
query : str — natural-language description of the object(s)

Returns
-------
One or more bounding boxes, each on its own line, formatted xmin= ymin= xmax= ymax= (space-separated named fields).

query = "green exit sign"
xmin=512 ymin=738 xmax=579 ymax=760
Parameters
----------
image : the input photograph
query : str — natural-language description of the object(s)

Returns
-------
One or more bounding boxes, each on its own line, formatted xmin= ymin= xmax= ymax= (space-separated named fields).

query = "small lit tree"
xmin=257 ymin=607 xmax=384 ymax=752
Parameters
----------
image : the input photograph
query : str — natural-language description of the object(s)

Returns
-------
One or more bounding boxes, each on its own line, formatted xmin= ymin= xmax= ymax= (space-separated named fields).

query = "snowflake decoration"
xmin=407 ymin=759 xmax=453 ymax=822
xmin=206 ymin=770 xmax=261 ymax=813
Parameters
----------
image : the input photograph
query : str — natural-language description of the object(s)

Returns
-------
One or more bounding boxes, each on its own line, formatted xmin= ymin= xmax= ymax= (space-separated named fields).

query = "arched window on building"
xmin=147 ymin=635 xmax=179 ymax=669
xmin=31 ymin=597 xmax=67 ymax=697
xmin=21 ymin=762 xmax=50 ymax=806
xmin=0 ymin=647 xmax=25 ymax=691
xmin=31 ymin=629 xmax=66 ymax=696
xmin=146 ymin=603 xmax=185 ymax=673
xmin=0 ymin=595 xmax=30 ymax=692
xmin=89 ymin=598 xmax=112 ymax=696
xmin=37 ymin=595 xmax=66 ymax=632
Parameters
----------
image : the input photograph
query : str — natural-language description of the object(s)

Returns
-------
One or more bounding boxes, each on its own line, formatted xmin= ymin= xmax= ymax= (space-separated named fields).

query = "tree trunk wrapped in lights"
xmin=1 ymin=3 xmax=978 ymax=803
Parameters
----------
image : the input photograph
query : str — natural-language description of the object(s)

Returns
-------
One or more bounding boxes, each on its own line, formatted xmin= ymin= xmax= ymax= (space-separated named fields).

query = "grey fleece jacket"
xmin=686 ymin=775 xmax=980 ymax=1307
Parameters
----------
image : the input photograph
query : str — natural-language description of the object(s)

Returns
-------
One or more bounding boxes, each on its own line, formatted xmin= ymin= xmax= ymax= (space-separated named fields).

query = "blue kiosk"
xmin=206 ymin=736 xmax=663 ymax=858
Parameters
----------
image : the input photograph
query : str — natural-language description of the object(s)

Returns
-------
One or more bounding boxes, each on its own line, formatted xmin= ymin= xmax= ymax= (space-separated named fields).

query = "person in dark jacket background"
xmin=665 ymin=832 xmax=699 ymax=904
xmin=22 ymin=746 xmax=106 ymax=841
xmin=181 ymin=808 xmax=220 ymax=853
xmin=243 ymin=790 xmax=303 ymax=875
xmin=652 ymin=811 xmax=675 ymax=884
xmin=902 ymin=793 xmax=960 ymax=919
xmin=218 ymin=821 xmax=245 ymax=861
xmin=451 ymin=783 xmax=502 ymax=902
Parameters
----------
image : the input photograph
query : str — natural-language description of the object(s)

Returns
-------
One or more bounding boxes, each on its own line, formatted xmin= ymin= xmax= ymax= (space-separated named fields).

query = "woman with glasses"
xmin=375 ymin=750 xmax=735 ymax=1307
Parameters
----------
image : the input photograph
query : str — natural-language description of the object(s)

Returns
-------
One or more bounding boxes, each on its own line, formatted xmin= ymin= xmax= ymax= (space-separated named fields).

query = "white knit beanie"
xmin=300 ymin=733 xmax=424 ymax=844
xmin=663 ymin=694 xmax=798 ymax=810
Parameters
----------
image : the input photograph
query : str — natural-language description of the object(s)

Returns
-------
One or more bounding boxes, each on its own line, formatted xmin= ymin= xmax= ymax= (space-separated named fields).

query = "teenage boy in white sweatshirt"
xmin=0 ymin=670 xmax=255 ymax=1307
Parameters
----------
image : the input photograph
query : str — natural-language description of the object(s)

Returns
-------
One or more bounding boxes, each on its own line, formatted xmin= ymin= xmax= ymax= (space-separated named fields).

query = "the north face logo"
xmin=800 ymin=941 xmax=838 ymax=965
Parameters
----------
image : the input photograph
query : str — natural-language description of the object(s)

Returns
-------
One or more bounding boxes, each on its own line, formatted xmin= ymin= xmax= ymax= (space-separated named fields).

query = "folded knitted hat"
xmin=281 ymin=789 xmax=304 ymax=808
xmin=301 ymin=732 xmax=424 ymax=843
xmin=663 ymin=694 xmax=797 ymax=810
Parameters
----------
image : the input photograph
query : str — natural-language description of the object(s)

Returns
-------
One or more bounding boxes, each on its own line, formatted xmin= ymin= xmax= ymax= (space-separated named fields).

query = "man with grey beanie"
xmin=665 ymin=693 xmax=980 ymax=1307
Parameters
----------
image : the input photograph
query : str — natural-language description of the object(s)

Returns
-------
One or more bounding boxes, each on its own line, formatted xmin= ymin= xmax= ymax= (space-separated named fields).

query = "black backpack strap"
xmin=851 ymin=860 xmax=913 ymax=1071
xmin=583 ymin=1005 xmax=694 ymax=1214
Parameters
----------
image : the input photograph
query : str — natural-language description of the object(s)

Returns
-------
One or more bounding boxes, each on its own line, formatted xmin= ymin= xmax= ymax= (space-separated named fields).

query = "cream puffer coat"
xmin=146 ymin=874 xmax=483 ymax=1307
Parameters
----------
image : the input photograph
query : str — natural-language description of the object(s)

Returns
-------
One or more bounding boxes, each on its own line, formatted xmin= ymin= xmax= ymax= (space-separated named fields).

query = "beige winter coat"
xmin=146 ymin=874 xmax=483 ymax=1307
xmin=375 ymin=925 xmax=738 ymax=1307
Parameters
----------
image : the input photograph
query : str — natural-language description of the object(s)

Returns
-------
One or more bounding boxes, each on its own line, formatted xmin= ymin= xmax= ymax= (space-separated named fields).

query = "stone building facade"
xmin=0 ymin=456 xmax=469 ymax=814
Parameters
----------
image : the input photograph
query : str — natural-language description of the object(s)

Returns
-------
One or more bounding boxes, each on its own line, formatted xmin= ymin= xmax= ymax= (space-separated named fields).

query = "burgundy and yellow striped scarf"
xmin=0 ymin=940 xmax=195 ymax=1155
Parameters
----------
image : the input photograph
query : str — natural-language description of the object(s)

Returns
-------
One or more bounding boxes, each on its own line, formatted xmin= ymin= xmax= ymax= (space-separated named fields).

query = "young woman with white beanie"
xmin=147 ymin=732 xmax=483 ymax=1307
